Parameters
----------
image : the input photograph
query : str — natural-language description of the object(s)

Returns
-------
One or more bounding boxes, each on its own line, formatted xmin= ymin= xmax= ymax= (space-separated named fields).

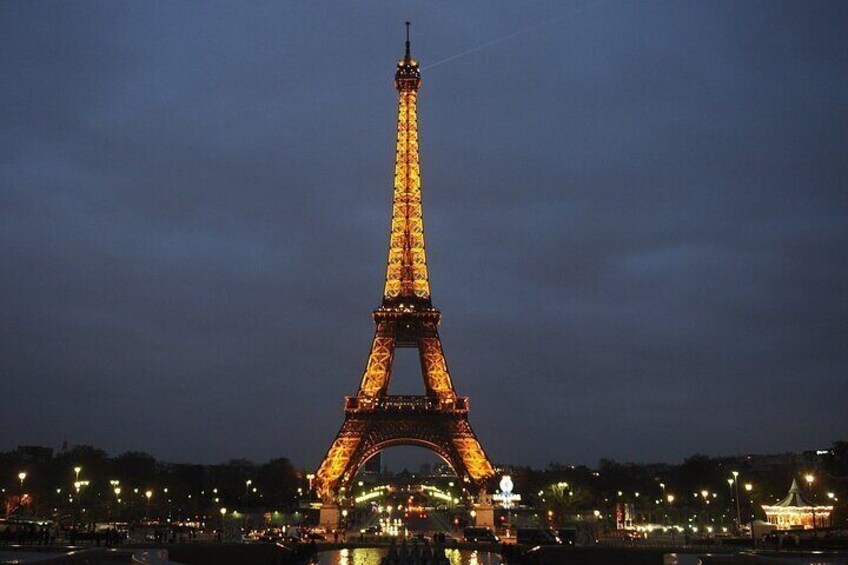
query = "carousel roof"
xmin=771 ymin=479 xmax=813 ymax=507
xmin=762 ymin=478 xmax=834 ymax=509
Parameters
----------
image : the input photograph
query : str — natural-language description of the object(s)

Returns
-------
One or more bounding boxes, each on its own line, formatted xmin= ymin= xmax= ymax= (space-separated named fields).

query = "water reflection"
xmin=317 ymin=548 xmax=501 ymax=565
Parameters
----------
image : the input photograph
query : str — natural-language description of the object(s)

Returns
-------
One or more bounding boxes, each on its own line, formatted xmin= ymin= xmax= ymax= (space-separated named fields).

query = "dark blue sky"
xmin=1 ymin=1 xmax=846 ymax=470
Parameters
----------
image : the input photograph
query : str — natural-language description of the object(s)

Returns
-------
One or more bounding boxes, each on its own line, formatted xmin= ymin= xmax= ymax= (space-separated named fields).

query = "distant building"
xmin=761 ymin=479 xmax=833 ymax=530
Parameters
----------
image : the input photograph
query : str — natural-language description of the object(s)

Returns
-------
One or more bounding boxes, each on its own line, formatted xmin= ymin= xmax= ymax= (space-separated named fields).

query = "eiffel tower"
xmin=314 ymin=24 xmax=494 ymax=511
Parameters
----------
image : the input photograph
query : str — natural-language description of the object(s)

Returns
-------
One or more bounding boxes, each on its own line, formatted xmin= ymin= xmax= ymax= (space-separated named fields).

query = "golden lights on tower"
xmin=384 ymin=23 xmax=430 ymax=302
xmin=314 ymin=24 xmax=494 ymax=505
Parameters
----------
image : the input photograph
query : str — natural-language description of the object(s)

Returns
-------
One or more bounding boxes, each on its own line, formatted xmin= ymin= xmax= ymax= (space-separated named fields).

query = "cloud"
xmin=1 ymin=1 xmax=846 ymax=467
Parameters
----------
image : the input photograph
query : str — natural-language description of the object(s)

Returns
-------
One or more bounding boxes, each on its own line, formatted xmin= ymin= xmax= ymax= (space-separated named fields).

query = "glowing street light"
xmin=74 ymin=466 xmax=82 ymax=482
xmin=804 ymin=474 xmax=819 ymax=544
xmin=730 ymin=471 xmax=742 ymax=532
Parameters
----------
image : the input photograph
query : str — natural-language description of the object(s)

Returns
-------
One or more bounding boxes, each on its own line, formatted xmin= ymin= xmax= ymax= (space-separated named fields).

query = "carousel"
xmin=761 ymin=478 xmax=833 ymax=530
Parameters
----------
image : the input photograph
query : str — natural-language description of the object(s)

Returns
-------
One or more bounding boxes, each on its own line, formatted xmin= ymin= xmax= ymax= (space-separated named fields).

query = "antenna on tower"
xmin=405 ymin=21 xmax=411 ymax=60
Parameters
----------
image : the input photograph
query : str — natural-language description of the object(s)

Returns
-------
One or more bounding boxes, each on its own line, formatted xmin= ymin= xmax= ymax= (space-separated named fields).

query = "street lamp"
xmin=109 ymin=480 xmax=121 ymax=520
xmin=727 ymin=479 xmax=735 ymax=528
xmin=805 ymin=474 xmax=817 ymax=544
xmin=731 ymin=471 xmax=741 ymax=533
xmin=73 ymin=479 xmax=88 ymax=525
xmin=74 ymin=466 xmax=82 ymax=482
xmin=700 ymin=491 xmax=711 ymax=529
xmin=744 ymin=483 xmax=754 ymax=545
xmin=145 ymin=490 xmax=153 ymax=519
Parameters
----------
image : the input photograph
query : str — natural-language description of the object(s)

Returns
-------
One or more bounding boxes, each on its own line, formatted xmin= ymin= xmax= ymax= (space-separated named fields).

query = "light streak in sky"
xmin=422 ymin=0 xmax=610 ymax=71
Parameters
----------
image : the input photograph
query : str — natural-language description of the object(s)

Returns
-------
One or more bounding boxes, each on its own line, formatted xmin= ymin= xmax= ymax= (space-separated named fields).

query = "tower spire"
xmin=405 ymin=21 xmax=411 ymax=61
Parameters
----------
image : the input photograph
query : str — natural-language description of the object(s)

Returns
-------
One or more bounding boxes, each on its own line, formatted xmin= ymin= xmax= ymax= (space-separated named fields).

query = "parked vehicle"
xmin=516 ymin=528 xmax=561 ymax=546
xmin=556 ymin=528 xmax=576 ymax=545
xmin=463 ymin=527 xmax=500 ymax=543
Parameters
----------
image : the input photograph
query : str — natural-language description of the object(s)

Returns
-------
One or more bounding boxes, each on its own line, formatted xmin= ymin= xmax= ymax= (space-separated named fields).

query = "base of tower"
xmin=473 ymin=503 xmax=495 ymax=528
xmin=319 ymin=504 xmax=340 ymax=531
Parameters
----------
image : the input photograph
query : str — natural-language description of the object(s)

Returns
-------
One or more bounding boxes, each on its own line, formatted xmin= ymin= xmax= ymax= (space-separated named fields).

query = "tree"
xmin=257 ymin=458 xmax=299 ymax=509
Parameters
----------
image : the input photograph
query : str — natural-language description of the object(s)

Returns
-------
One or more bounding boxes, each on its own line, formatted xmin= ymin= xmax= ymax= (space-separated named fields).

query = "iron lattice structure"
xmin=315 ymin=26 xmax=494 ymax=503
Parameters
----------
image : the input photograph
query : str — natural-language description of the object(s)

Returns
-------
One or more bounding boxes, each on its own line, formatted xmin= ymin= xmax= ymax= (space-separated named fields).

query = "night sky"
xmin=2 ymin=1 xmax=847 ymax=471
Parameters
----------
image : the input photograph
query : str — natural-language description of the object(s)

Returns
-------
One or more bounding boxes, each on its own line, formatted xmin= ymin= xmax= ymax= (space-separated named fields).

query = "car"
xmin=556 ymin=528 xmax=576 ymax=545
xmin=463 ymin=527 xmax=500 ymax=543
xmin=516 ymin=528 xmax=561 ymax=546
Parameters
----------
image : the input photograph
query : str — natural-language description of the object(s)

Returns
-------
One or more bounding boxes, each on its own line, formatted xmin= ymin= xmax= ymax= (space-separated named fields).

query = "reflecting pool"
xmin=316 ymin=547 xmax=501 ymax=565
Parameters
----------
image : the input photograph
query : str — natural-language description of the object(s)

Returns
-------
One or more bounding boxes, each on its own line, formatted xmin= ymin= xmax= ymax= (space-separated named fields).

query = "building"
xmin=761 ymin=479 xmax=833 ymax=530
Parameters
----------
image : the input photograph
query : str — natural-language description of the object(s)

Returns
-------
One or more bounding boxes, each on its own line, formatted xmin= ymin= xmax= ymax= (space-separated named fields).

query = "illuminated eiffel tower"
xmin=314 ymin=24 xmax=494 ymax=516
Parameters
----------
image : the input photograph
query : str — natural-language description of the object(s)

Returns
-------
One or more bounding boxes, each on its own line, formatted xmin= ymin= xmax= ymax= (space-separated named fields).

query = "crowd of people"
xmin=0 ymin=521 xmax=127 ymax=546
